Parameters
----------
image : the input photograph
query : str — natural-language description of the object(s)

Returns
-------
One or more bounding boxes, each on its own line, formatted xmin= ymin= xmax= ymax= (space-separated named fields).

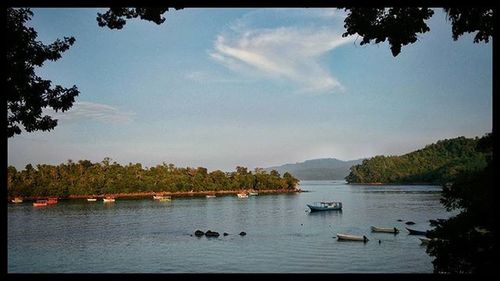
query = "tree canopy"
xmin=345 ymin=134 xmax=490 ymax=184
xmin=6 ymin=8 xmax=79 ymax=137
xmin=341 ymin=7 xmax=493 ymax=56
xmin=426 ymin=133 xmax=495 ymax=273
xmin=7 ymin=160 xmax=300 ymax=198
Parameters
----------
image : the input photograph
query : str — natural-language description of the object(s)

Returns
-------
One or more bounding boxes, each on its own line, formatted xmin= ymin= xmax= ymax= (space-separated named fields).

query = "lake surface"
xmin=8 ymin=180 xmax=453 ymax=273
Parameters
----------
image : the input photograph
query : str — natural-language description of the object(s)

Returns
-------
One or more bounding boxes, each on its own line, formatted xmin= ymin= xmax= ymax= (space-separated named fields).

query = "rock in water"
xmin=194 ymin=230 xmax=205 ymax=237
xmin=405 ymin=221 xmax=416 ymax=225
xmin=223 ymin=232 xmax=229 ymax=236
xmin=205 ymin=230 xmax=220 ymax=237
xmin=239 ymin=231 xmax=246 ymax=236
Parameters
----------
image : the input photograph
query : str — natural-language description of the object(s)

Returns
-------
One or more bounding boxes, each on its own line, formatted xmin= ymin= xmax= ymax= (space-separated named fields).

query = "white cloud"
xmin=210 ymin=12 xmax=354 ymax=94
xmin=45 ymin=101 xmax=135 ymax=124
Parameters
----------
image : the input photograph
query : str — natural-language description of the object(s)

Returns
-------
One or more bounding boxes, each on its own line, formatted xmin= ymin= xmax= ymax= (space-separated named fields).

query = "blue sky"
xmin=8 ymin=8 xmax=492 ymax=171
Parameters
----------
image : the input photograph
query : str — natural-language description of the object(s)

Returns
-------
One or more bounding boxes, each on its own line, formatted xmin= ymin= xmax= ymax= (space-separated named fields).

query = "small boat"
xmin=237 ymin=193 xmax=248 ymax=198
xmin=337 ymin=233 xmax=369 ymax=242
xmin=153 ymin=195 xmax=171 ymax=200
xmin=419 ymin=237 xmax=432 ymax=245
xmin=206 ymin=195 xmax=216 ymax=198
xmin=248 ymin=192 xmax=258 ymax=196
xmin=33 ymin=200 xmax=48 ymax=207
xmin=307 ymin=201 xmax=342 ymax=212
xmin=371 ymin=226 xmax=399 ymax=234
xmin=406 ymin=227 xmax=427 ymax=236
xmin=87 ymin=198 xmax=97 ymax=202
xmin=159 ymin=197 xmax=171 ymax=202
xmin=103 ymin=197 xmax=115 ymax=203
xmin=11 ymin=197 xmax=23 ymax=203
xmin=47 ymin=197 xmax=58 ymax=205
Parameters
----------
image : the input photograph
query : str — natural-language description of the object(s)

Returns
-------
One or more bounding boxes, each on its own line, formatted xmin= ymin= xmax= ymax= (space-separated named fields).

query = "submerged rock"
xmin=205 ymin=230 xmax=220 ymax=237
xmin=194 ymin=230 xmax=205 ymax=237
xmin=239 ymin=231 xmax=246 ymax=236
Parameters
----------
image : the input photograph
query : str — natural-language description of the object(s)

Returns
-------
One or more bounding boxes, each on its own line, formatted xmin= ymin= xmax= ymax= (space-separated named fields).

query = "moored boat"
xmin=11 ymin=197 xmax=23 ymax=203
xmin=371 ymin=226 xmax=399 ymax=234
xmin=33 ymin=200 xmax=48 ymax=207
xmin=103 ymin=196 xmax=115 ymax=203
xmin=87 ymin=198 xmax=97 ymax=202
xmin=206 ymin=195 xmax=216 ymax=198
xmin=159 ymin=197 xmax=171 ymax=202
xmin=248 ymin=192 xmax=258 ymax=196
xmin=406 ymin=227 xmax=428 ymax=236
xmin=153 ymin=195 xmax=171 ymax=200
xmin=419 ymin=237 xmax=432 ymax=245
xmin=47 ymin=197 xmax=58 ymax=205
xmin=336 ymin=233 xmax=369 ymax=242
xmin=237 ymin=193 xmax=248 ymax=198
xmin=307 ymin=201 xmax=342 ymax=212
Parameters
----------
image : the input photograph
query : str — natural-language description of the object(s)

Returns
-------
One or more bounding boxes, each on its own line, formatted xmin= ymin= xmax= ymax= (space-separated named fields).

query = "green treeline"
xmin=345 ymin=134 xmax=491 ymax=184
xmin=7 ymin=158 xmax=300 ymax=198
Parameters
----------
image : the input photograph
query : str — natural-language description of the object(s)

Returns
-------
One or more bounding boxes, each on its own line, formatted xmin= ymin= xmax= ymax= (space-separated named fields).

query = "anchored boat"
xmin=307 ymin=201 xmax=342 ymax=212
xmin=336 ymin=233 xmax=369 ymax=242
xmin=237 ymin=193 xmax=248 ymax=198
xmin=371 ymin=226 xmax=399 ymax=234
xmin=33 ymin=200 xmax=48 ymax=207
xmin=11 ymin=197 xmax=23 ymax=203
xmin=103 ymin=196 xmax=115 ymax=203
xmin=406 ymin=227 xmax=428 ymax=236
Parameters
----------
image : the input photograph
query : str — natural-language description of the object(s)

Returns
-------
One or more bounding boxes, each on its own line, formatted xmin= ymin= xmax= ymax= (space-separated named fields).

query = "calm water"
xmin=8 ymin=181 xmax=453 ymax=273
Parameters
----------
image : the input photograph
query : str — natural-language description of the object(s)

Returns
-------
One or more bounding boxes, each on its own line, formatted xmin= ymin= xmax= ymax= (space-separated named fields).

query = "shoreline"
xmin=9 ymin=188 xmax=304 ymax=202
xmin=347 ymin=182 xmax=442 ymax=186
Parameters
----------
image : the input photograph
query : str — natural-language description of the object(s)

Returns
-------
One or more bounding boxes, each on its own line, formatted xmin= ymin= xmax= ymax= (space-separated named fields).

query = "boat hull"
xmin=406 ymin=227 xmax=428 ymax=236
xmin=307 ymin=204 xmax=342 ymax=212
xmin=371 ymin=226 xmax=399 ymax=233
xmin=337 ymin=233 xmax=369 ymax=242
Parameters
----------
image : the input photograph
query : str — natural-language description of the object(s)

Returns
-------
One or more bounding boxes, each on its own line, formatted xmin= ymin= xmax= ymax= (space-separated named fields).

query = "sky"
xmin=8 ymin=8 xmax=492 ymax=171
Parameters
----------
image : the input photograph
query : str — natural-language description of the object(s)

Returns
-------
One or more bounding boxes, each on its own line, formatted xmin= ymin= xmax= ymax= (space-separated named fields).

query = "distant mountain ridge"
xmin=265 ymin=158 xmax=364 ymax=180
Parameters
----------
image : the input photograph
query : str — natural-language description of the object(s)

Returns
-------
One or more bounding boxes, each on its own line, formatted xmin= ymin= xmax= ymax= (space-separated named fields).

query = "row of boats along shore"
xmin=8 ymin=191 xmax=260 ymax=206
xmin=306 ymin=201 xmax=433 ymax=244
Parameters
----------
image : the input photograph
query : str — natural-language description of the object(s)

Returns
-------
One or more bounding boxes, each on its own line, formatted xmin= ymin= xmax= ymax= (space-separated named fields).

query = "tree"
xmin=342 ymin=7 xmax=493 ymax=56
xmin=96 ymin=7 xmax=182 ymax=30
xmin=7 ymin=8 xmax=79 ymax=137
xmin=425 ymin=133 xmax=495 ymax=274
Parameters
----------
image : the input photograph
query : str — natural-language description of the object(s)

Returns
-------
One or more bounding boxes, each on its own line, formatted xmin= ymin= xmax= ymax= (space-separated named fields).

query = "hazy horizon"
xmin=8 ymin=8 xmax=492 ymax=172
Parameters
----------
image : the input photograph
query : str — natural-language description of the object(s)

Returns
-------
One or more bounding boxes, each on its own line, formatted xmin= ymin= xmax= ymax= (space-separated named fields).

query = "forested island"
xmin=7 ymin=159 xmax=300 ymax=199
xmin=345 ymin=134 xmax=491 ymax=185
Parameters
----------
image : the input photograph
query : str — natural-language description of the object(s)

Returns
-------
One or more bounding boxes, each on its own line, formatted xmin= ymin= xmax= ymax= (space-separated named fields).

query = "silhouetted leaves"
xmin=96 ymin=7 xmax=182 ymax=29
xmin=6 ymin=8 xmax=79 ymax=137
xmin=342 ymin=8 xmax=434 ymax=56
xmin=342 ymin=7 xmax=493 ymax=56
xmin=444 ymin=8 xmax=494 ymax=43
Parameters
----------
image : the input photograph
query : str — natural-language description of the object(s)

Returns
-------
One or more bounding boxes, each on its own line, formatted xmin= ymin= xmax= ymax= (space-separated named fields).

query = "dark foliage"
xmin=342 ymin=7 xmax=493 ymax=57
xmin=426 ymin=134 xmax=495 ymax=273
xmin=7 ymin=160 xmax=300 ymax=198
xmin=6 ymin=8 xmax=79 ymax=137
xmin=96 ymin=7 xmax=182 ymax=29
xmin=345 ymin=134 xmax=490 ymax=184
xmin=342 ymin=7 xmax=434 ymax=56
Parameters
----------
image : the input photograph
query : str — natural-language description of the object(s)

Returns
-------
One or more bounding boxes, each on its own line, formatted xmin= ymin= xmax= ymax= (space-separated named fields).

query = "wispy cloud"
xmin=45 ymin=101 xmax=135 ymax=124
xmin=210 ymin=9 xmax=354 ymax=94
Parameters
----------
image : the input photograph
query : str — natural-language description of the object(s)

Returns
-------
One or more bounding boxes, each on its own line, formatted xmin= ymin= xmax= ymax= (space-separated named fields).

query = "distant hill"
xmin=265 ymin=158 xmax=363 ymax=180
xmin=345 ymin=135 xmax=490 ymax=184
